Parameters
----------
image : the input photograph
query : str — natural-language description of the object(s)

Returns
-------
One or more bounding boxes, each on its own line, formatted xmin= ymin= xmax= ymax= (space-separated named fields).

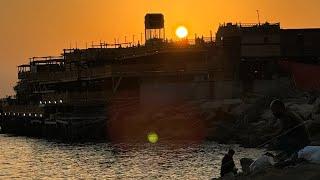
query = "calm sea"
xmin=0 ymin=134 xmax=264 ymax=179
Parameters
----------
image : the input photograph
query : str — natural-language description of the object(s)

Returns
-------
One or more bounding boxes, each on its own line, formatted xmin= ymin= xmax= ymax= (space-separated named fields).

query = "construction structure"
xmin=1 ymin=14 xmax=320 ymax=140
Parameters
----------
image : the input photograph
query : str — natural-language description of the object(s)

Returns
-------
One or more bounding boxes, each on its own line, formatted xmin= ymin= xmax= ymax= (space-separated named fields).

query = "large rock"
xmin=240 ymin=158 xmax=254 ymax=175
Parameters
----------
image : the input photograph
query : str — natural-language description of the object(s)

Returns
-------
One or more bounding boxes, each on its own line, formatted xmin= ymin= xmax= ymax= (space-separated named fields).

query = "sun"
xmin=176 ymin=26 xmax=188 ymax=39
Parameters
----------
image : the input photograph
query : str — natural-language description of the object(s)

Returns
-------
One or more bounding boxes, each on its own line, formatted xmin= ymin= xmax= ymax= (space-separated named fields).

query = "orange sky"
xmin=1 ymin=0 xmax=320 ymax=97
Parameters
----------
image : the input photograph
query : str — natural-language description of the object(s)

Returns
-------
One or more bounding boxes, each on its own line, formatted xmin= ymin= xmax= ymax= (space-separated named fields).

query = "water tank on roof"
xmin=144 ymin=13 xmax=166 ymax=44
xmin=145 ymin=14 xmax=164 ymax=29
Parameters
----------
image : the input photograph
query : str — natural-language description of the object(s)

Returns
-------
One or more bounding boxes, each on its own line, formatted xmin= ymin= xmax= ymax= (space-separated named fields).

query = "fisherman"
xmin=220 ymin=149 xmax=238 ymax=178
xmin=270 ymin=99 xmax=311 ymax=156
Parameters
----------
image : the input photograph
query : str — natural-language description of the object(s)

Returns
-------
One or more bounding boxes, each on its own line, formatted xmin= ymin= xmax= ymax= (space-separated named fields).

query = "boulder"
xmin=240 ymin=158 xmax=254 ymax=175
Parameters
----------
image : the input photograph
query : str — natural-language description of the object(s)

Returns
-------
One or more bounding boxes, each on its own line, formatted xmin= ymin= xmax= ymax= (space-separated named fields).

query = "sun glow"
xmin=176 ymin=26 xmax=188 ymax=39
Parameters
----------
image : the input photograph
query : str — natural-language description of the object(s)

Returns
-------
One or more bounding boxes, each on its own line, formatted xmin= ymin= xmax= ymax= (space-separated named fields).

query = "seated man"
xmin=220 ymin=149 xmax=237 ymax=178
xmin=270 ymin=99 xmax=311 ymax=156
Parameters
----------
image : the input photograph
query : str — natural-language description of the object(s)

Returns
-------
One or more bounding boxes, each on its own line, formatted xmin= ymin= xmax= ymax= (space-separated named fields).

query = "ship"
xmin=1 ymin=14 xmax=320 ymax=141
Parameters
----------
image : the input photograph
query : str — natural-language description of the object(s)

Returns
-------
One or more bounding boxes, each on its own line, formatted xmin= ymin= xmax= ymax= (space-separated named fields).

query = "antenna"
xmin=141 ymin=33 xmax=143 ymax=44
xmin=256 ymin=10 xmax=261 ymax=25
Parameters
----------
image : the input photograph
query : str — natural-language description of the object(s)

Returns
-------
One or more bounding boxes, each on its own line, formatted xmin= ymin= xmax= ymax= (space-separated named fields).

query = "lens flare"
xmin=147 ymin=132 xmax=159 ymax=144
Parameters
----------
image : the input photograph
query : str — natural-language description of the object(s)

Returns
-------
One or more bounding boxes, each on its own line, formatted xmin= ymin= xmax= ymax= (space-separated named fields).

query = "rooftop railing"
xmin=219 ymin=22 xmax=280 ymax=28
xmin=30 ymin=56 xmax=63 ymax=63
xmin=63 ymin=37 xmax=215 ymax=52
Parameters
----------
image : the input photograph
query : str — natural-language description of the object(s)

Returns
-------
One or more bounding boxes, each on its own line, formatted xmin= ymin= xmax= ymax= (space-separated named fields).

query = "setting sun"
xmin=176 ymin=26 xmax=188 ymax=39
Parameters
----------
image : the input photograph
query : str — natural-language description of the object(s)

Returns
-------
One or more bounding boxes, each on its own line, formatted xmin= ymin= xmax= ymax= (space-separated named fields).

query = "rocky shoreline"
xmin=203 ymin=90 xmax=320 ymax=179
xmin=200 ymin=91 xmax=320 ymax=148
xmin=212 ymin=162 xmax=320 ymax=180
xmin=235 ymin=162 xmax=320 ymax=180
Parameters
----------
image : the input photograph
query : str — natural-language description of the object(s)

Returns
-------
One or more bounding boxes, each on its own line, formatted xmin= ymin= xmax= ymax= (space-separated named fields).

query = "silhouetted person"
xmin=220 ymin=149 xmax=237 ymax=178
xmin=270 ymin=99 xmax=310 ymax=155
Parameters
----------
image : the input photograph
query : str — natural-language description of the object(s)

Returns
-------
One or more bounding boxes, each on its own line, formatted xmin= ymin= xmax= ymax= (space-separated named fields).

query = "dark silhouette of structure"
xmin=1 ymin=14 xmax=320 ymax=140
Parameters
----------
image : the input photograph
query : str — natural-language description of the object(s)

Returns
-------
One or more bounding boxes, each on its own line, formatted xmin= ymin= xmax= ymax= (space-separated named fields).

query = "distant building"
xmin=216 ymin=22 xmax=320 ymax=82
xmin=216 ymin=22 xmax=281 ymax=60
xmin=216 ymin=22 xmax=320 ymax=62
xmin=281 ymin=28 xmax=320 ymax=62
xmin=216 ymin=22 xmax=281 ymax=80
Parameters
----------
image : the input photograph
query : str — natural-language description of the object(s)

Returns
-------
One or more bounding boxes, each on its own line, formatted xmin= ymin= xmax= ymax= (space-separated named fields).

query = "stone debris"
xmin=201 ymin=91 xmax=320 ymax=147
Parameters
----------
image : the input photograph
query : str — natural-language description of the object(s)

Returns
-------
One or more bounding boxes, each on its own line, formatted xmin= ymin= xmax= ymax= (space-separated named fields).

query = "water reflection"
xmin=0 ymin=134 xmax=264 ymax=179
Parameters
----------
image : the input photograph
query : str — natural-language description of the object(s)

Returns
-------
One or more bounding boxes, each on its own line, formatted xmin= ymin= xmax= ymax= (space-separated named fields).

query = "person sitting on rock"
xmin=270 ymin=99 xmax=311 ymax=156
xmin=220 ymin=149 xmax=238 ymax=178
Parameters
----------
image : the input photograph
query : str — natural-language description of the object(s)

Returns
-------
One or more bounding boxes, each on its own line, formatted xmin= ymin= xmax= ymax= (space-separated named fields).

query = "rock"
xmin=235 ymin=163 xmax=320 ymax=180
xmin=312 ymin=97 xmax=320 ymax=113
xmin=240 ymin=158 xmax=254 ymax=175
xmin=252 ymin=121 xmax=266 ymax=127
xmin=307 ymin=91 xmax=319 ymax=104
xmin=307 ymin=120 xmax=320 ymax=138
xmin=287 ymin=103 xmax=313 ymax=120
xmin=203 ymin=91 xmax=320 ymax=147
xmin=298 ymin=146 xmax=320 ymax=164
xmin=230 ymin=103 xmax=252 ymax=117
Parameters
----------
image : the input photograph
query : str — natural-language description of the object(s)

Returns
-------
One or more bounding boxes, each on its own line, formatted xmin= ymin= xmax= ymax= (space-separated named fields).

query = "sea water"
xmin=0 ymin=134 xmax=264 ymax=179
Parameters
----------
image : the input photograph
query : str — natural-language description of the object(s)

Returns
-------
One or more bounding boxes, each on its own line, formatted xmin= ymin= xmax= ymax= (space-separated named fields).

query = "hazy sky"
xmin=1 ymin=0 xmax=320 ymax=97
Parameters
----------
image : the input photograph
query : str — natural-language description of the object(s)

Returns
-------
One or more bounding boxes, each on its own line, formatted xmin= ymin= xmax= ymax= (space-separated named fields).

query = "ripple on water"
xmin=0 ymin=134 xmax=265 ymax=179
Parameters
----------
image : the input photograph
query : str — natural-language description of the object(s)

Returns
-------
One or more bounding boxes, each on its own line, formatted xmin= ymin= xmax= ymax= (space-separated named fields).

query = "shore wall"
xmin=140 ymin=81 xmax=211 ymax=108
xmin=139 ymin=78 xmax=292 ymax=107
